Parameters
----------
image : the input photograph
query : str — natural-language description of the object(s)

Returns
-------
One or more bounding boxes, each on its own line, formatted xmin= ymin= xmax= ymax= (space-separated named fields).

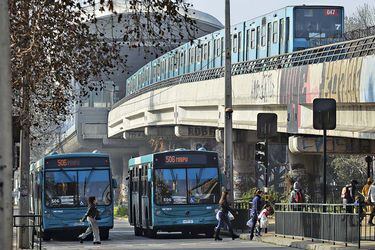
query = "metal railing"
xmin=275 ymin=203 xmax=361 ymax=248
xmin=13 ymin=214 xmax=42 ymax=250
xmin=115 ymin=34 xmax=375 ymax=108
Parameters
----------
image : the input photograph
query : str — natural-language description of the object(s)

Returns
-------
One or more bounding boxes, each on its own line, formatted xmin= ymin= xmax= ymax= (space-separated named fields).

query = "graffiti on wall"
xmin=360 ymin=55 xmax=375 ymax=102
xmin=249 ymin=70 xmax=279 ymax=103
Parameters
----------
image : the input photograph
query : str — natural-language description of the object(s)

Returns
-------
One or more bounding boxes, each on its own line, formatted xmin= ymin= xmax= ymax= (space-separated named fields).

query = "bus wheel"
xmin=100 ymin=229 xmax=110 ymax=240
xmin=134 ymin=226 xmax=142 ymax=236
xmin=146 ymin=229 xmax=157 ymax=238
xmin=42 ymin=231 xmax=51 ymax=241
xmin=205 ymin=229 xmax=214 ymax=238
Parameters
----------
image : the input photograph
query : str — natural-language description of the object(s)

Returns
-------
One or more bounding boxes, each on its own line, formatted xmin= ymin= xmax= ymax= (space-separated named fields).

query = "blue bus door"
xmin=256 ymin=27 xmax=260 ymax=59
xmin=267 ymin=22 xmax=271 ymax=57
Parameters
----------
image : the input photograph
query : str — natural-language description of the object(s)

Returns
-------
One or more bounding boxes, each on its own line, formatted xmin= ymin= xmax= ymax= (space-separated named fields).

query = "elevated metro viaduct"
xmin=108 ymin=35 xmax=375 ymax=200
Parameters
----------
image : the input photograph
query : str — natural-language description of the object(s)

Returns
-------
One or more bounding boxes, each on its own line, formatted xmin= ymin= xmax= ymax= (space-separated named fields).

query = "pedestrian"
xmin=78 ymin=196 xmax=101 ymax=244
xmin=214 ymin=190 xmax=239 ymax=241
xmin=362 ymin=178 xmax=372 ymax=213
xmin=256 ymin=204 xmax=272 ymax=236
xmin=341 ymin=180 xmax=358 ymax=213
xmin=354 ymin=195 xmax=366 ymax=223
xmin=362 ymin=178 xmax=373 ymax=197
xmin=290 ymin=181 xmax=304 ymax=211
xmin=367 ymin=180 xmax=375 ymax=225
xmin=248 ymin=189 xmax=263 ymax=240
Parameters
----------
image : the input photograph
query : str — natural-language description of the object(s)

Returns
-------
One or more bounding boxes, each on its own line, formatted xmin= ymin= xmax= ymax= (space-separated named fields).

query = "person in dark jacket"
xmin=248 ymin=189 xmax=263 ymax=240
xmin=78 ymin=196 xmax=101 ymax=244
xmin=214 ymin=190 xmax=239 ymax=241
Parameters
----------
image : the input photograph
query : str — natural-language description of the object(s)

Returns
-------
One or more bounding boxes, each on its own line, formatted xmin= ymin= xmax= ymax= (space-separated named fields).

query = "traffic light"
xmin=255 ymin=141 xmax=267 ymax=165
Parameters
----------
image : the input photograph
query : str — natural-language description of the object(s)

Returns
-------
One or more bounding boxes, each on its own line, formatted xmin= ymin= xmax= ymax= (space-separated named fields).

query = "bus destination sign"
xmin=154 ymin=153 xmax=214 ymax=167
xmin=45 ymin=157 xmax=109 ymax=169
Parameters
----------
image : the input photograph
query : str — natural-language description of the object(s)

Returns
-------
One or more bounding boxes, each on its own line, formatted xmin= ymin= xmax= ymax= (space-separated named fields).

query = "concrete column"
xmin=109 ymin=155 xmax=123 ymax=205
xmin=287 ymin=150 xmax=322 ymax=202
xmin=120 ymin=154 xmax=131 ymax=205
xmin=233 ymin=142 xmax=256 ymax=199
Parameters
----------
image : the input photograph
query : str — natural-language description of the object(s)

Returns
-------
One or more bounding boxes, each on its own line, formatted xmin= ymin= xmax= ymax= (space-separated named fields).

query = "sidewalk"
xmin=238 ymin=219 xmax=375 ymax=250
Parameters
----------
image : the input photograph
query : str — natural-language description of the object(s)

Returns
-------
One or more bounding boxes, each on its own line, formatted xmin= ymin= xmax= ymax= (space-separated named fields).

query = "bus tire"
xmin=42 ymin=231 xmax=51 ymax=241
xmin=134 ymin=226 xmax=142 ymax=236
xmin=146 ymin=229 xmax=157 ymax=238
xmin=205 ymin=229 xmax=214 ymax=238
xmin=100 ymin=229 xmax=110 ymax=240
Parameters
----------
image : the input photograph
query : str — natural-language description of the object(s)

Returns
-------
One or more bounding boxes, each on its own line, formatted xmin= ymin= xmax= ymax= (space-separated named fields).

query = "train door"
xmin=285 ymin=17 xmax=290 ymax=52
xmin=256 ymin=27 xmax=260 ymax=59
xmin=267 ymin=22 xmax=271 ymax=57
xmin=279 ymin=18 xmax=285 ymax=54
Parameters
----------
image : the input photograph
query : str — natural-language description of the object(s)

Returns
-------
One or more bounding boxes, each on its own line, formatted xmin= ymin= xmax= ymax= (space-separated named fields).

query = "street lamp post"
xmin=224 ymin=0 xmax=234 ymax=200
xmin=0 ymin=1 xmax=14 ymax=248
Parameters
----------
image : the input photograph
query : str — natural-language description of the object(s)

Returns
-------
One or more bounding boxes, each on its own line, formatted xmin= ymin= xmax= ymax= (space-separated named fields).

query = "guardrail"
xmin=275 ymin=203 xmax=361 ymax=248
xmin=116 ymin=34 xmax=375 ymax=108
xmin=13 ymin=214 xmax=42 ymax=250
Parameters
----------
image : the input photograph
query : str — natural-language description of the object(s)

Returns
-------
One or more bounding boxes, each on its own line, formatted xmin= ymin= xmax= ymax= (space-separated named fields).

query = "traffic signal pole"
xmin=0 ymin=1 xmax=13 ymax=248
xmin=264 ymin=137 xmax=269 ymax=190
xmin=224 ymin=0 xmax=234 ymax=200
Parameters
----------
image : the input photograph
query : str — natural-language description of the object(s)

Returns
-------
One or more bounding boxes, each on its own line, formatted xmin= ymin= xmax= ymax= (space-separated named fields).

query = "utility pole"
xmin=0 ymin=0 xmax=14 ymax=248
xmin=224 ymin=0 xmax=234 ymax=201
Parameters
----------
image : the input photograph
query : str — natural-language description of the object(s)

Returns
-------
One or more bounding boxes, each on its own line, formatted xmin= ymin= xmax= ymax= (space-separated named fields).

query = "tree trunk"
xmin=18 ymin=81 xmax=30 ymax=248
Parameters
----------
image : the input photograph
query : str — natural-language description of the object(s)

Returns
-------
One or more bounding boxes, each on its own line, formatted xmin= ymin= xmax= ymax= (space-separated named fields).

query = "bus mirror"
xmin=112 ymin=178 xmax=118 ymax=189
xmin=147 ymin=168 xmax=152 ymax=181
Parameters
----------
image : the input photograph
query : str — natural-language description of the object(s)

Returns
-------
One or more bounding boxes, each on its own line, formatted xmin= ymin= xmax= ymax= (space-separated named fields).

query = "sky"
xmin=187 ymin=0 xmax=374 ymax=25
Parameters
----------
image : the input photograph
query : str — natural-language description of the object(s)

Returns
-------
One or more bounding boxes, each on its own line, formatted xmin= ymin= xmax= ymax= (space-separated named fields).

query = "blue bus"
xmin=30 ymin=152 xmax=117 ymax=240
xmin=126 ymin=5 xmax=344 ymax=95
xmin=127 ymin=150 xmax=221 ymax=237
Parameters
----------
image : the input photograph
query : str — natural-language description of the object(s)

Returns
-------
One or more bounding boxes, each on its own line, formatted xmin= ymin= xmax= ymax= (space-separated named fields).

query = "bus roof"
xmin=30 ymin=152 xmax=110 ymax=172
xmin=45 ymin=152 xmax=109 ymax=160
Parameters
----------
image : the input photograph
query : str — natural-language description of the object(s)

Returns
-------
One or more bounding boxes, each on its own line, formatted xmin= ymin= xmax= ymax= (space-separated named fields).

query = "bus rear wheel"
xmin=146 ymin=228 xmax=157 ymax=238
xmin=100 ymin=229 xmax=110 ymax=240
xmin=134 ymin=226 xmax=142 ymax=236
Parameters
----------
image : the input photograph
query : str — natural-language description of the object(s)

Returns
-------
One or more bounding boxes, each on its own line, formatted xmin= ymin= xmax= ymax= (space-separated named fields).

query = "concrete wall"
xmin=108 ymin=55 xmax=375 ymax=140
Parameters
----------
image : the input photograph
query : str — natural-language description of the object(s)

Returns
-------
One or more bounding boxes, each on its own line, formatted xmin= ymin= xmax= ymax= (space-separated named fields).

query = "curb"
xmin=239 ymin=234 xmax=364 ymax=250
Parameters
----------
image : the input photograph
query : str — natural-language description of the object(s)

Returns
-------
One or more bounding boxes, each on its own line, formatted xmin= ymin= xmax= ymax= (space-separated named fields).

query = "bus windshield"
xmin=44 ymin=169 xmax=111 ymax=208
xmin=294 ymin=8 xmax=343 ymax=39
xmin=155 ymin=167 xmax=219 ymax=205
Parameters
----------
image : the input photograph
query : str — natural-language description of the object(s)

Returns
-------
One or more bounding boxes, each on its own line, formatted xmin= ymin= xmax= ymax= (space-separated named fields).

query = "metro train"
xmin=126 ymin=5 xmax=344 ymax=96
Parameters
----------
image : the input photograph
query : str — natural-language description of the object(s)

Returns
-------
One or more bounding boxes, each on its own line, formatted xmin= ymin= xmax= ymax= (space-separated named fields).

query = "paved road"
xmin=43 ymin=219 xmax=294 ymax=250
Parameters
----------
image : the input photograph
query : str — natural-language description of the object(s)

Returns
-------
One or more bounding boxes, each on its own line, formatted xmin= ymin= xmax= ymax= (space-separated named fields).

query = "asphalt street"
xmin=42 ymin=218 xmax=296 ymax=250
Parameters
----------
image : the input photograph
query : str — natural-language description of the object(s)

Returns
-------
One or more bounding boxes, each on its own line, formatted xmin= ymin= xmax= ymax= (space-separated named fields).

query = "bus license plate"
xmin=182 ymin=220 xmax=193 ymax=224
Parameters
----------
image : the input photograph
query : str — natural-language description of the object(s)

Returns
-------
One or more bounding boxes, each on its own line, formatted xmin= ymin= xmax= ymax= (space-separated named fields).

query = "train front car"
xmin=292 ymin=6 xmax=344 ymax=50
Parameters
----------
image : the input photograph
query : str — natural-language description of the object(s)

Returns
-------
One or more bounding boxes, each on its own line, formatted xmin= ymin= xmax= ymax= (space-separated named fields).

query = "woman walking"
xmin=214 ymin=190 xmax=239 ymax=241
xmin=78 ymin=196 xmax=101 ymax=244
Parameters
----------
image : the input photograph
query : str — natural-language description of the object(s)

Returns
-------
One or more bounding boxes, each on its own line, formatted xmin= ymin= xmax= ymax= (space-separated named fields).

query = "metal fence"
xmin=13 ymin=214 xmax=42 ymax=250
xmin=115 ymin=34 xmax=375 ymax=108
xmin=275 ymin=203 xmax=361 ymax=248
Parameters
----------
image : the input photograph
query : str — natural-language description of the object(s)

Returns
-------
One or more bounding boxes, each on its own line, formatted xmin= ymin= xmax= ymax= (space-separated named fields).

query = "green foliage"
xmin=328 ymin=155 xmax=367 ymax=186
xmin=240 ymin=187 xmax=284 ymax=204
xmin=114 ymin=205 xmax=128 ymax=218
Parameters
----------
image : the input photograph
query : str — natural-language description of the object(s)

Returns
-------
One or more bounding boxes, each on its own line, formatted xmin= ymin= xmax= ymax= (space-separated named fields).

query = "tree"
xmin=328 ymin=155 xmax=367 ymax=186
xmin=345 ymin=3 xmax=375 ymax=32
xmin=9 ymin=0 xmax=197 ymax=247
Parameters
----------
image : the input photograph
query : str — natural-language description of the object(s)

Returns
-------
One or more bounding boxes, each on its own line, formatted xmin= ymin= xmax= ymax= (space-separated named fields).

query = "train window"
xmin=203 ymin=44 xmax=208 ymax=60
xmin=250 ymin=29 xmax=255 ymax=49
xmin=190 ymin=47 xmax=195 ymax=64
xmin=174 ymin=53 xmax=179 ymax=71
xmin=246 ymin=30 xmax=250 ymax=50
xmin=207 ymin=41 xmax=210 ymax=61
xmin=216 ymin=39 xmax=221 ymax=57
xmin=261 ymin=25 xmax=266 ymax=47
xmin=233 ymin=34 xmax=238 ymax=53
xmin=196 ymin=46 xmax=201 ymax=63
xmin=180 ymin=52 xmax=184 ymax=67
xmin=238 ymin=32 xmax=242 ymax=52
xmin=280 ymin=18 xmax=285 ymax=44
xmin=273 ymin=21 xmax=278 ymax=43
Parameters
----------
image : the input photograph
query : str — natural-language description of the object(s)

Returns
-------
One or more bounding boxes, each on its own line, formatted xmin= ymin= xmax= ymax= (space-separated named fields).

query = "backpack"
xmin=341 ymin=186 xmax=350 ymax=199
xmin=295 ymin=190 xmax=303 ymax=203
